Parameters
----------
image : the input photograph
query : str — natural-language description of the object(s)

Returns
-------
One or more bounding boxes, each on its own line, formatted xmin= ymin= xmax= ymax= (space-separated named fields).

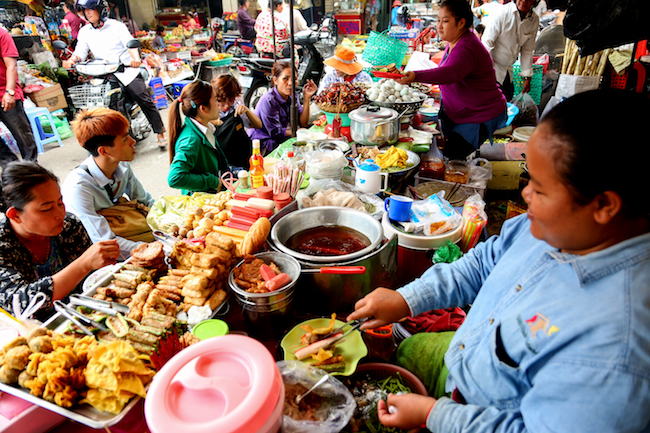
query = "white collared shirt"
xmin=190 ymin=117 xmax=217 ymax=149
xmin=72 ymin=18 xmax=140 ymax=85
xmin=482 ymin=2 xmax=539 ymax=83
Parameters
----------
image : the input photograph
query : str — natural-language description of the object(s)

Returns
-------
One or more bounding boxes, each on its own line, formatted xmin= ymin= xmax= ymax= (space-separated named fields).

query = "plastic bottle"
xmin=286 ymin=151 xmax=296 ymax=169
xmin=250 ymin=158 xmax=264 ymax=189
xmin=249 ymin=139 xmax=264 ymax=171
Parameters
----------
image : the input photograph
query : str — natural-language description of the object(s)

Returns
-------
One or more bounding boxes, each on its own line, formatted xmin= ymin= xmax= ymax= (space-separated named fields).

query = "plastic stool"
xmin=172 ymin=80 xmax=193 ymax=99
xmin=24 ymin=107 xmax=63 ymax=154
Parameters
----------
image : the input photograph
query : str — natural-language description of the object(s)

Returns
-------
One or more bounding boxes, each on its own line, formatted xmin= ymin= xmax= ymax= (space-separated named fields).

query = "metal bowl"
xmin=372 ymin=97 xmax=425 ymax=117
xmin=271 ymin=207 xmax=384 ymax=263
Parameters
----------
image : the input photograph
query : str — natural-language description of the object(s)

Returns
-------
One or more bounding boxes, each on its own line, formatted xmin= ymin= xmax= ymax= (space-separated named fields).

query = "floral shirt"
xmin=254 ymin=10 xmax=289 ymax=56
xmin=0 ymin=213 xmax=92 ymax=320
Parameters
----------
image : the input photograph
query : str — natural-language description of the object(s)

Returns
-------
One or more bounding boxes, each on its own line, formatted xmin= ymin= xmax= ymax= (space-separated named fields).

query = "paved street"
xmin=38 ymin=107 xmax=178 ymax=200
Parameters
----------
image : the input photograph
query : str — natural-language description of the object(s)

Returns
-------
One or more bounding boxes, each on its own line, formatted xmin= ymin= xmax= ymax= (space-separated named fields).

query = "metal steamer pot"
xmin=270 ymin=207 xmax=398 ymax=313
xmin=349 ymin=105 xmax=400 ymax=146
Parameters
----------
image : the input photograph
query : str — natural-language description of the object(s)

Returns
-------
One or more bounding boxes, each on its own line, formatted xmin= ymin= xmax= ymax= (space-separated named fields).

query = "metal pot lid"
xmin=349 ymin=104 xmax=398 ymax=123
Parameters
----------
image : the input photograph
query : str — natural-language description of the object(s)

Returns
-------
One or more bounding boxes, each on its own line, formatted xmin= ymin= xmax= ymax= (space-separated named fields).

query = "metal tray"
xmin=0 ymin=378 xmax=143 ymax=429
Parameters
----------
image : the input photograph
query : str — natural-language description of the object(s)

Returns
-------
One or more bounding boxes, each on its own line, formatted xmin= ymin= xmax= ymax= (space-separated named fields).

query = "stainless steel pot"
xmin=349 ymin=105 xmax=399 ymax=146
xmin=271 ymin=207 xmax=384 ymax=263
xmin=270 ymin=232 xmax=399 ymax=314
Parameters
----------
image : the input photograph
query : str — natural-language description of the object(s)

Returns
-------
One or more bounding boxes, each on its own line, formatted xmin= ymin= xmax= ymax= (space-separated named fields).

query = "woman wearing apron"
xmin=211 ymin=74 xmax=262 ymax=169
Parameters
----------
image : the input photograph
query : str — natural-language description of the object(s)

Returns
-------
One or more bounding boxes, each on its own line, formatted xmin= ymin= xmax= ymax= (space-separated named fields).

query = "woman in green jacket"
xmin=168 ymin=80 xmax=229 ymax=194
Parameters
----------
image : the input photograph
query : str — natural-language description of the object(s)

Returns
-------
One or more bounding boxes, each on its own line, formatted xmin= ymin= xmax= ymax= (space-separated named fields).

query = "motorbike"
xmin=53 ymin=39 xmax=152 ymax=141
xmin=223 ymin=31 xmax=256 ymax=58
xmin=237 ymin=18 xmax=336 ymax=110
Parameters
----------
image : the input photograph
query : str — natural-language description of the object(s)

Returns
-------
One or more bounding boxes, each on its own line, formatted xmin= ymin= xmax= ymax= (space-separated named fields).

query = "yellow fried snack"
xmin=375 ymin=146 xmax=408 ymax=169
xmin=82 ymin=341 xmax=155 ymax=414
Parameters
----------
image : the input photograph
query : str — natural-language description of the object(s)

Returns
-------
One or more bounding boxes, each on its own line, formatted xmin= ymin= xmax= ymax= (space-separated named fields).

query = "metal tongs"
xmin=69 ymin=294 xmax=130 ymax=316
xmin=53 ymin=300 xmax=108 ymax=336
xmin=324 ymin=318 xmax=368 ymax=349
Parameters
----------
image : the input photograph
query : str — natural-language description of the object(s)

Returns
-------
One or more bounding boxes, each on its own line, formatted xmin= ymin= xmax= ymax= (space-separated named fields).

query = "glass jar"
xmin=419 ymin=157 xmax=445 ymax=179
xmin=444 ymin=160 xmax=470 ymax=184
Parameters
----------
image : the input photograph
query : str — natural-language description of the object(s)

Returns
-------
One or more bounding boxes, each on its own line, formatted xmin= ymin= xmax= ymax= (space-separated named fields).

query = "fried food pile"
xmin=130 ymin=241 xmax=167 ymax=278
xmin=169 ymin=231 xmax=235 ymax=313
xmin=314 ymin=82 xmax=368 ymax=114
xmin=81 ymin=340 xmax=155 ymax=415
xmin=233 ymin=255 xmax=281 ymax=293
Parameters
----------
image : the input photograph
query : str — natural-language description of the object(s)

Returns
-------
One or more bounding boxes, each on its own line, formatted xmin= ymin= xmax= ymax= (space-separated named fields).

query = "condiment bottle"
xmin=251 ymin=158 xmax=264 ymax=189
xmin=249 ymin=139 xmax=264 ymax=171
xmin=238 ymin=170 xmax=250 ymax=190
xmin=332 ymin=114 xmax=342 ymax=138
xmin=286 ymin=151 xmax=296 ymax=169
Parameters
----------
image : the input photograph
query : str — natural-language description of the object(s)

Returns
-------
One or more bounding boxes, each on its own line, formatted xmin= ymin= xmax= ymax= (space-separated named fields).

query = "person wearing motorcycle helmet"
xmin=64 ymin=0 xmax=169 ymax=149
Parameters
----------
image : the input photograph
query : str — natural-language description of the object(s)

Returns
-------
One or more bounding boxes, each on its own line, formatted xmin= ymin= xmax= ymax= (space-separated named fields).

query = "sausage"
xmin=265 ymin=273 xmax=292 ymax=292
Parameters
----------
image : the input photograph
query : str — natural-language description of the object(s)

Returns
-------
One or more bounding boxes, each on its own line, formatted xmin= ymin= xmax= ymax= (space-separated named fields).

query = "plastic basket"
xmin=513 ymin=62 xmax=543 ymax=105
xmin=68 ymin=83 xmax=111 ymax=109
xmin=362 ymin=30 xmax=408 ymax=67
xmin=207 ymin=57 xmax=233 ymax=67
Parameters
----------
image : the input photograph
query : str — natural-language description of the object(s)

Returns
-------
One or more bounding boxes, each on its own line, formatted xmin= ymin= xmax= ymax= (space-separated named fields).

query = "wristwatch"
xmin=6 ymin=89 xmax=14 ymax=96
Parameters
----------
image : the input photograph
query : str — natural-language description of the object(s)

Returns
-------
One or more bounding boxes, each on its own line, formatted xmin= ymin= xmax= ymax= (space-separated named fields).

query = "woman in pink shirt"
xmin=400 ymin=0 xmax=507 ymax=159
xmin=63 ymin=2 xmax=85 ymax=42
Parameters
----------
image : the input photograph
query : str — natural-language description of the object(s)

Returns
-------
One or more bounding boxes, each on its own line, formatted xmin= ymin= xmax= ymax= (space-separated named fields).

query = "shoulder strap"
xmin=78 ymin=164 xmax=115 ymax=203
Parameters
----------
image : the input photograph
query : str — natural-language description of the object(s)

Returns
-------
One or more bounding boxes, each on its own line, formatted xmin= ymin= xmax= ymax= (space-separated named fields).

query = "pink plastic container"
xmin=145 ymin=335 xmax=284 ymax=433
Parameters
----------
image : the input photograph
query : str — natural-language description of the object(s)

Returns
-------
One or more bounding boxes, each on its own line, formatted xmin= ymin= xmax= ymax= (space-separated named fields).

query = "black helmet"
xmin=76 ymin=0 xmax=109 ymax=20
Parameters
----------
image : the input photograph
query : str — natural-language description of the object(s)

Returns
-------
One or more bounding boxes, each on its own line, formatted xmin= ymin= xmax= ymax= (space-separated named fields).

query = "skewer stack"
xmin=561 ymin=39 xmax=611 ymax=77
xmin=264 ymin=163 xmax=305 ymax=198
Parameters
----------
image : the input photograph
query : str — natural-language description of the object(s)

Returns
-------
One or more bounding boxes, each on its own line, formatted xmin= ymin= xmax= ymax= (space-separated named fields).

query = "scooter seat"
xmin=249 ymin=58 xmax=276 ymax=71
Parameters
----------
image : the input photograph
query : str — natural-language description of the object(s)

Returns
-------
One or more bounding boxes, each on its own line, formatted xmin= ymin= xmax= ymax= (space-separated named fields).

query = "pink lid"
xmin=145 ymin=335 xmax=282 ymax=433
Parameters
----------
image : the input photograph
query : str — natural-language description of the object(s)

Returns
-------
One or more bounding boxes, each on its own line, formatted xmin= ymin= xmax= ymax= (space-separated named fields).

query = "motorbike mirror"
xmin=310 ymin=23 xmax=318 ymax=31
xmin=126 ymin=39 xmax=141 ymax=49
xmin=52 ymin=40 xmax=68 ymax=50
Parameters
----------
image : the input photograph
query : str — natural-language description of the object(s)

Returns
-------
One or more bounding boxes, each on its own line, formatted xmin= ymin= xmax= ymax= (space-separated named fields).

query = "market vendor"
xmin=318 ymin=46 xmax=373 ymax=92
xmin=0 ymin=161 xmax=120 ymax=321
xmin=249 ymin=60 xmax=317 ymax=155
xmin=398 ymin=0 xmax=506 ymax=159
xmin=211 ymin=74 xmax=262 ymax=169
xmin=168 ymin=80 xmax=229 ymax=194
xmin=65 ymin=0 xmax=169 ymax=149
xmin=347 ymin=89 xmax=650 ymax=433
xmin=153 ymin=25 xmax=166 ymax=50
xmin=62 ymin=108 xmax=155 ymax=258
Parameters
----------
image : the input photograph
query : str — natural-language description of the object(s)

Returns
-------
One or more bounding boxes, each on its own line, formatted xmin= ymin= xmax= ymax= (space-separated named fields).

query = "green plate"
xmin=281 ymin=318 xmax=368 ymax=376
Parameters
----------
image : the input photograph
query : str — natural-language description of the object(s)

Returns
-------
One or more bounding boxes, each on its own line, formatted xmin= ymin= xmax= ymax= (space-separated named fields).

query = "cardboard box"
xmin=29 ymin=83 xmax=68 ymax=112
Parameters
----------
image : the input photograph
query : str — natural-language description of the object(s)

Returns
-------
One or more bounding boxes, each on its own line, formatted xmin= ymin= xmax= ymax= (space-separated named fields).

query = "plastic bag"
xmin=277 ymin=360 xmax=355 ymax=433
xmin=409 ymin=191 xmax=463 ymax=236
xmin=432 ymin=240 xmax=463 ymax=264
xmin=459 ymin=193 xmax=488 ymax=252
xmin=511 ymin=92 xmax=539 ymax=126
xmin=298 ymin=179 xmax=385 ymax=218
xmin=468 ymin=158 xmax=492 ymax=183
xmin=146 ymin=194 xmax=205 ymax=232
xmin=38 ymin=115 xmax=73 ymax=140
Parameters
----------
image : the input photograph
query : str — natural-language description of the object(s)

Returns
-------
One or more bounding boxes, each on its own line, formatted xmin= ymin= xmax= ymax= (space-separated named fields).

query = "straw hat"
xmin=324 ymin=46 xmax=363 ymax=76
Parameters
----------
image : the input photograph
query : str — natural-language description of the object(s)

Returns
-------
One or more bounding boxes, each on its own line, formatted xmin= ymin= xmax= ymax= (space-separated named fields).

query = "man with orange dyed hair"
xmin=61 ymin=108 xmax=154 ymax=257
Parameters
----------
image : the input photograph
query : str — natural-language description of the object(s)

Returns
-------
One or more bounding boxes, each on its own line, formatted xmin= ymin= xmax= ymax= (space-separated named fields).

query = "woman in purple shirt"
xmin=400 ymin=0 xmax=507 ymax=159
xmin=249 ymin=60 xmax=317 ymax=155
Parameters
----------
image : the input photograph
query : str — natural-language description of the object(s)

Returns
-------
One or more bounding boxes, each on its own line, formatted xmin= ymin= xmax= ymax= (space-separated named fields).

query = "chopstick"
xmin=448 ymin=182 xmax=462 ymax=202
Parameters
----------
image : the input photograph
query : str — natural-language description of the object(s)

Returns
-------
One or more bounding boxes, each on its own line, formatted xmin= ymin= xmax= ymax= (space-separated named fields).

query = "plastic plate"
xmin=281 ymin=318 xmax=368 ymax=376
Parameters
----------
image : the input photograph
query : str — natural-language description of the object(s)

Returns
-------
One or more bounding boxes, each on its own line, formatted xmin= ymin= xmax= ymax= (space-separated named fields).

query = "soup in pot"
xmin=285 ymin=225 xmax=371 ymax=256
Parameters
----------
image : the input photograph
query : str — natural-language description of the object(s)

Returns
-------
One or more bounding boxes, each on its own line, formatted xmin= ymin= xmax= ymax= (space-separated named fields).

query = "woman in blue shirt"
xmin=348 ymin=89 xmax=650 ymax=433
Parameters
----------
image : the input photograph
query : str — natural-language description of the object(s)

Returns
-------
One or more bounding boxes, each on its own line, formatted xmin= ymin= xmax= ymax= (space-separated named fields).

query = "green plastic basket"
xmin=207 ymin=57 xmax=233 ymax=67
xmin=513 ymin=62 xmax=543 ymax=105
xmin=362 ymin=30 xmax=408 ymax=67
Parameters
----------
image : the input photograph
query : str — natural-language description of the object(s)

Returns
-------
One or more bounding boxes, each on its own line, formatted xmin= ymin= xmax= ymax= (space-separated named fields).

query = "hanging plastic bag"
xmin=278 ymin=360 xmax=355 ymax=433
xmin=511 ymin=92 xmax=539 ymax=126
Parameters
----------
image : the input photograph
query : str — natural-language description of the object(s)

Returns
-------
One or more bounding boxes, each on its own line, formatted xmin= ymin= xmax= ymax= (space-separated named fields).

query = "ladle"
xmin=295 ymin=374 xmax=329 ymax=405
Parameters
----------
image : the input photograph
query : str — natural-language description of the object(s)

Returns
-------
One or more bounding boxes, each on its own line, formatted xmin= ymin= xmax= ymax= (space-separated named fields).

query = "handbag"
xmin=97 ymin=197 xmax=155 ymax=243
xmin=362 ymin=30 xmax=408 ymax=67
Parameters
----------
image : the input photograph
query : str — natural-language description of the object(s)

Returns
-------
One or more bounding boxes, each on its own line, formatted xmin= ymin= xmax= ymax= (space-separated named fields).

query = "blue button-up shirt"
xmin=62 ymin=157 xmax=154 ymax=257
xmin=399 ymin=215 xmax=650 ymax=433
